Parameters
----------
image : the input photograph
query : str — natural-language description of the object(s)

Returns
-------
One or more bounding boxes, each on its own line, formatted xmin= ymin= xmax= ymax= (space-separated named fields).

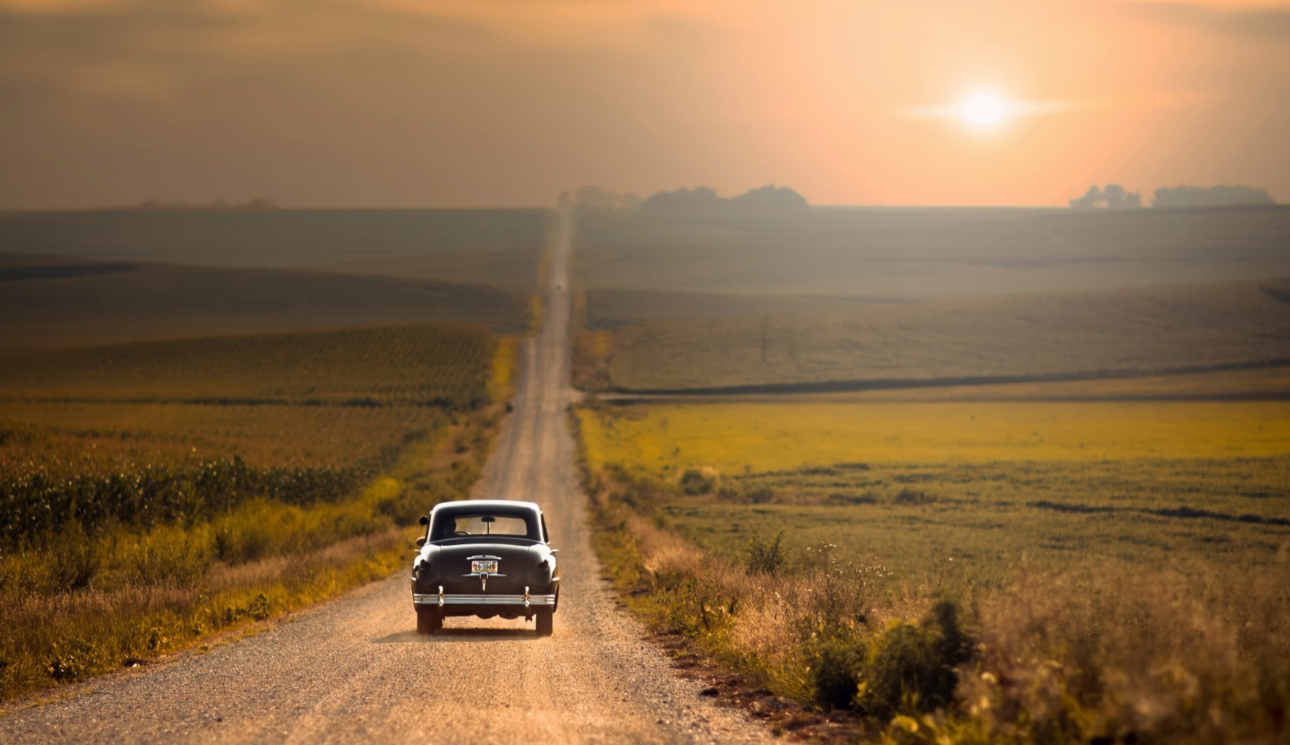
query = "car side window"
xmin=541 ymin=514 xmax=550 ymax=543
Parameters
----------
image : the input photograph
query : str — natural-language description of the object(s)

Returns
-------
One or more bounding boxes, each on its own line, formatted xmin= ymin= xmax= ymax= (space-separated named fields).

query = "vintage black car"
xmin=411 ymin=500 xmax=560 ymax=636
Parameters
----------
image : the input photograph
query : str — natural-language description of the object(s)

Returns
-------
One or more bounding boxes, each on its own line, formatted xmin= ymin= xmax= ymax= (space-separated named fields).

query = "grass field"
xmin=577 ymin=392 xmax=1290 ymax=741
xmin=0 ymin=323 xmax=515 ymax=701
xmin=585 ymin=277 xmax=1290 ymax=391
xmin=0 ymin=403 xmax=429 ymax=478
xmin=0 ymin=324 xmax=500 ymax=407
xmin=0 ymin=208 xmax=547 ymax=290
xmin=576 ymin=206 xmax=1290 ymax=301
xmin=0 ymin=254 xmax=529 ymax=352
xmin=573 ymin=206 xmax=1290 ymax=742
xmin=579 ymin=400 xmax=1290 ymax=471
xmin=578 ymin=398 xmax=1290 ymax=580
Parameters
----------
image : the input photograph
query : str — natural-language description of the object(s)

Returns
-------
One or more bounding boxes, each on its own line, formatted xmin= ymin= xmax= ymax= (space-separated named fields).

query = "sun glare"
xmin=963 ymin=94 xmax=1005 ymax=127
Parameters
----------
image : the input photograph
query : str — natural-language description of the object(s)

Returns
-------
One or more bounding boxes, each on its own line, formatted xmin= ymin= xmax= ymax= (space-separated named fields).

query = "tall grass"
xmin=584 ymin=461 xmax=1290 ymax=744
xmin=0 ymin=530 xmax=406 ymax=699
xmin=0 ymin=405 xmax=503 ymax=702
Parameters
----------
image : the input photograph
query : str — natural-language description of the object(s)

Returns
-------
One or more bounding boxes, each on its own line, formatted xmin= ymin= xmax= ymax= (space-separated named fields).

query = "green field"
xmin=578 ymin=390 xmax=1290 ymax=740
xmin=578 ymin=397 xmax=1290 ymax=583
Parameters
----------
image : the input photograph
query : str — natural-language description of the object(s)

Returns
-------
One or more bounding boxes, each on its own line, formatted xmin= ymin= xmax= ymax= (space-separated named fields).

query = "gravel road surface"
xmin=0 ymin=210 xmax=769 ymax=744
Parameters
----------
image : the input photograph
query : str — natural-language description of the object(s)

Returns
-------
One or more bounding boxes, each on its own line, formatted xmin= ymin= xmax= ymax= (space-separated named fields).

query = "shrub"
xmin=46 ymin=639 xmax=97 ymax=682
xmin=679 ymin=468 xmax=715 ymax=495
xmin=746 ymin=530 xmax=787 ymax=576
xmin=892 ymin=488 xmax=936 ymax=505
xmin=796 ymin=541 xmax=838 ymax=575
xmin=857 ymin=600 xmax=974 ymax=719
xmin=810 ymin=636 xmax=868 ymax=709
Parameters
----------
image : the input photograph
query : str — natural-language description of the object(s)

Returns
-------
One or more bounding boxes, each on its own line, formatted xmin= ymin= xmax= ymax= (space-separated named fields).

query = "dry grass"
xmin=0 ymin=527 xmax=410 ymax=703
xmin=931 ymin=558 xmax=1290 ymax=745
xmin=575 ymin=390 xmax=1290 ymax=742
xmin=573 ymin=330 xmax=615 ymax=390
xmin=588 ymin=470 xmax=1290 ymax=744
xmin=489 ymin=336 xmax=521 ymax=404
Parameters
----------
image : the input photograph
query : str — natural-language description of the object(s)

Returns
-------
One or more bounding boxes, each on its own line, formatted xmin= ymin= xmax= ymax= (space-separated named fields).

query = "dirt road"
xmin=0 ymin=211 xmax=767 ymax=744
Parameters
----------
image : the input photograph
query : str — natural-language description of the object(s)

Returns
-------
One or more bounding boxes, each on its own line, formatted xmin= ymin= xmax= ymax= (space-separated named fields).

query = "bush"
xmin=810 ymin=636 xmax=868 ymax=709
xmin=857 ymin=600 xmax=974 ymax=719
xmin=892 ymin=488 xmax=936 ymax=505
xmin=746 ymin=530 xmax=787 ymax=576
xmin=679 ymin=468 xmax=715 ymax=495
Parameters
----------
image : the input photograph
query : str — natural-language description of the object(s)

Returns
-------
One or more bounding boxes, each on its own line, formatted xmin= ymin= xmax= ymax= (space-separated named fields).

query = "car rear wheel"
xmin=535 ymin=608 xmax=553 ymax=637
xmin=417 ymin=608 xmax=442 ymax=635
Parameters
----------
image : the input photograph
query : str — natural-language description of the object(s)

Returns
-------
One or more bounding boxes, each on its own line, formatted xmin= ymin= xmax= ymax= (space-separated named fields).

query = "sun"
xmin=962 ymin=94 xmax=1005 ymax=127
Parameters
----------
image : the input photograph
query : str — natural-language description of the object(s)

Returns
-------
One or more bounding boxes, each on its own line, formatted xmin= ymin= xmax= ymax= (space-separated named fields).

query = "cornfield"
xmin=0 ymin=323 xmax=498 ymax=408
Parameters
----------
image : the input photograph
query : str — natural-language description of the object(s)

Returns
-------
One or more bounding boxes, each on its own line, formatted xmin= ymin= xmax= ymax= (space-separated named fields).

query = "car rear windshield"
xmin=430 ymin=511 xmax=539 ymax=542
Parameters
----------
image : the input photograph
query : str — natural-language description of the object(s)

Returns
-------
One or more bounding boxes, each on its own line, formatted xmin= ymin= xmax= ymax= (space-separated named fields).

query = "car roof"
xmin=430 ymin=499 xmax=542 ymax=515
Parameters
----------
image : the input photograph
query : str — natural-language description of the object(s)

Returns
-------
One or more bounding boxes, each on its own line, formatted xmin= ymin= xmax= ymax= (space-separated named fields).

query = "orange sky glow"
xmin=0 ymin=0 xmax=1287 ymax=208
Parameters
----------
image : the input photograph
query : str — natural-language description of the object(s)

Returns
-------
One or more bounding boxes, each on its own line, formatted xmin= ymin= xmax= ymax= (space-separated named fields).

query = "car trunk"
xmin=436 ymin=543 xmax=538 ymax=595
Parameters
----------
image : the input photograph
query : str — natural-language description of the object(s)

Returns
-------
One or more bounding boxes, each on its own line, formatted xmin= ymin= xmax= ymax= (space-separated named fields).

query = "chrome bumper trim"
xmin=414 ymin=593 xmax=556 ymax=606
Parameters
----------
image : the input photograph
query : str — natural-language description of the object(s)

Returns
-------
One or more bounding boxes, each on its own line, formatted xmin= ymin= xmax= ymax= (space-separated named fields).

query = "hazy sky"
xmin=1 ymin=0 xmax=1287 ymax=208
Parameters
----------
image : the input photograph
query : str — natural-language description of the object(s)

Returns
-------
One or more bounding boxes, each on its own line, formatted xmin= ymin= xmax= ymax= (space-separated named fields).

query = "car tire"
xmin=417 ymin=608 xmax=442 ymax=635
xmin=535 ymin=608 xmax=554 ymax=637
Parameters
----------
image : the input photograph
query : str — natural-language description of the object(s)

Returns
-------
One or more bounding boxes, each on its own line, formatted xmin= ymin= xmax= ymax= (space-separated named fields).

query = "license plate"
xmin=472 ymin=560 xmax=498 ymax=574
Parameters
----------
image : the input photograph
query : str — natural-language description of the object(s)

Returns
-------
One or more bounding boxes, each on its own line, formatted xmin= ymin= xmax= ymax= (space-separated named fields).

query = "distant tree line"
xmin=644 ymin=184 xmax=809 ymax=212
xmin=559 ymin=186 xmax=642 ymax=212
xmin=113 ymin=197 xmax=280 ymax=211
xmin=1069 ymin=184 xmax=1142 ymax=210
xmin=1070 ymin=184 xmax=1275 ymax=210
xmin=1151 ymin=185 xmax=1276 ymax=209
xmin=560 ymin=184 xmax=810 ymax=213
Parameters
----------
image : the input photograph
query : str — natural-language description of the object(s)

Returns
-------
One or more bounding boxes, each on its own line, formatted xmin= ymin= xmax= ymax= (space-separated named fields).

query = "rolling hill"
xmin=0 ymin=253 xmax=527 ymax=351
xmin=595 ymin=278 xmax=1290 ymax=392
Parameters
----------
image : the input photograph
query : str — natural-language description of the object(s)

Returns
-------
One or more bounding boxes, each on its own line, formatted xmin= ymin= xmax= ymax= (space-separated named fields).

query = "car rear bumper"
xmin=413 ymin=592 xmax=556 ymax=608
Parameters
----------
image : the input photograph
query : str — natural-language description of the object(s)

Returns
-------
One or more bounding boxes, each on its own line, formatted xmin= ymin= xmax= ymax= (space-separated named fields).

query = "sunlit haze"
xmin=1 ymin=0 xmax=1288 ymax=208
xmin=963 ymin=94 xmax=1006 ymax=128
